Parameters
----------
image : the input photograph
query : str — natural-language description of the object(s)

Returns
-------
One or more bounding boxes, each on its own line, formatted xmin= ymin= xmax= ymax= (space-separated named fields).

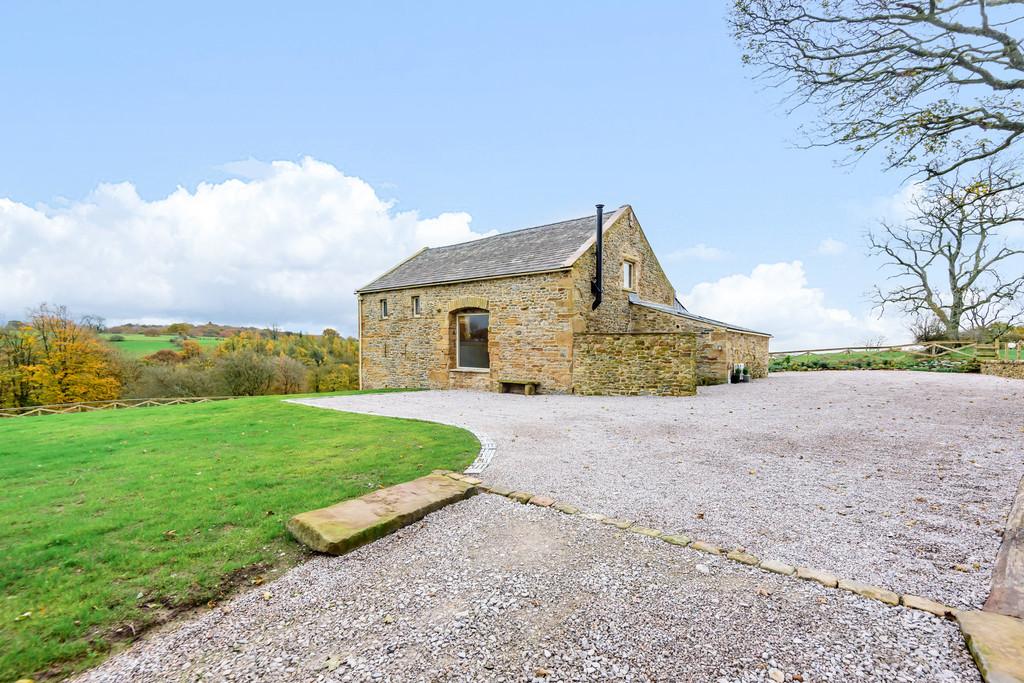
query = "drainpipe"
xmin=357 ymin=295 xmax=363 ymax=390
xmin=591 ymin=204 xmax=604 ymax=310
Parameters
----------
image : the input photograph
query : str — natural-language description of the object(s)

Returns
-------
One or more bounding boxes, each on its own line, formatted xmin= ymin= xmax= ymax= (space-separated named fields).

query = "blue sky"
xmin=0 ymin=2 xmax=918 ymax=347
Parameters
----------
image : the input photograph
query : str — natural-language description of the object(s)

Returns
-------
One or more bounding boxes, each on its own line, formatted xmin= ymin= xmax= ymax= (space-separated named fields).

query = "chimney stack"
xmin=591 ymin=204 xmax=604 ymax=310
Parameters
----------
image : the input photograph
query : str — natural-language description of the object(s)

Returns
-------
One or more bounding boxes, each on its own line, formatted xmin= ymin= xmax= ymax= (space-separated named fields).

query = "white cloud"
xmin=683 ymin=261 xmax=908 ymax=350
xmin=666 ymin=243 xmax=727 ymax=262
xmin=816 ymin=238 xmax=847 ymax=255
xmin=0 ymin=157 xmax=493 ymax=333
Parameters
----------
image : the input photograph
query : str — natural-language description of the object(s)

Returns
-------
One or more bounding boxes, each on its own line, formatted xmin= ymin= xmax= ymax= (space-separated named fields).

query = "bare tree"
xmin=79 ymin=314 xmax=106 ymax=333
xmin=868 ymin=161 xmax=1024 ymax=338
xmin=730 ymin=1 xmax=1024 ymax=177
xmin=909 ymin=314 xmax=948 ymax=340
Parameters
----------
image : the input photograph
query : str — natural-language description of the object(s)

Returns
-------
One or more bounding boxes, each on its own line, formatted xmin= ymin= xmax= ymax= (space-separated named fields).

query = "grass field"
xmin=0 ymin=393 xmax=478 ymax=681
xmin=770 ymin=344 xmax=1023 ymax=373
xmin=101 ymin=333 xmax=222 ymax=357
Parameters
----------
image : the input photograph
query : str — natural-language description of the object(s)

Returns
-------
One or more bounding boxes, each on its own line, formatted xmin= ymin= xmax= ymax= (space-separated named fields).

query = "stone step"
xmin=956 ymin=610 xmax=1024 ymax=683
xmin=286 ymin=473 xmax=478 ymax=555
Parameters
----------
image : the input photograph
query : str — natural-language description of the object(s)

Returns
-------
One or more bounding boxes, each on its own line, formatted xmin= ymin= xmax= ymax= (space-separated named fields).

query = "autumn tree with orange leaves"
xmin=0 ymin=305 xmax=121 ymax=408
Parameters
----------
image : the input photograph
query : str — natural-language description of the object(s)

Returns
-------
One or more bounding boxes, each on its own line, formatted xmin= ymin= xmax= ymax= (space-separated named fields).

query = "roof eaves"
xmin=356 ymin=265 xmax=574 ymax=295
xmin=628 ymin=293 xmax=772 ymax=337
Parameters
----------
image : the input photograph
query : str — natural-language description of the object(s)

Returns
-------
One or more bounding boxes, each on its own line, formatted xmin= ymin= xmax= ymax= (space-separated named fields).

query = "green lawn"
xmin=0 ymin=393 xmax=478 ymax=681
xmin=102 ymin=333 xmax=222 ymax=357
xmin=770 ymin=345 xmax=1023 ymax=373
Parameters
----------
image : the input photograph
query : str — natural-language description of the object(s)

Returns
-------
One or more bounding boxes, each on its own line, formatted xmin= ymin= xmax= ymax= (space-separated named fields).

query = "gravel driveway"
xmin=78 ymin=496 xmax=979 ymax=683
xmin=298 ymin=371 xmax=1023 ymax=610
xmin=77 ymin=371 xmax=1019 ymax=682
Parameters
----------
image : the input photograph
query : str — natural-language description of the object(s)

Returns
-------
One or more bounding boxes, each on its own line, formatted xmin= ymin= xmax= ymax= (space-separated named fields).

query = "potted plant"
xmin=731 ymin=363 xmax=748 ymax=384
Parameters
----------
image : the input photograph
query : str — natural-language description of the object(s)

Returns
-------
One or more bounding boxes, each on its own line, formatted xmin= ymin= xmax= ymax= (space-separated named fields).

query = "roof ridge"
xmin=429 ymin=209 xmax=608 ymax=251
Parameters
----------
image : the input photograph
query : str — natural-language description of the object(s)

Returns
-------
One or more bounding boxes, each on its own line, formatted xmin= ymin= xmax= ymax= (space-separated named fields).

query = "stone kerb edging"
xmin=464 ymin=432 xmax=496 ymax=475
xmin=435 ymin=471 xmax=956 ymax=619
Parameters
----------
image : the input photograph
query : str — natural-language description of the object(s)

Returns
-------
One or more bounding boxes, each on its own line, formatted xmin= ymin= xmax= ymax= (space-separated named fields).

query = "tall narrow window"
xmin=457 ymin=313 xmax=489 ymax=369
xmin=623 ymin=260 xmax=635 ymax=289
xmin=380 ymin=299 xmax=388 ymax=319
xmin=411 ymin=295 xmax=421 ymax=317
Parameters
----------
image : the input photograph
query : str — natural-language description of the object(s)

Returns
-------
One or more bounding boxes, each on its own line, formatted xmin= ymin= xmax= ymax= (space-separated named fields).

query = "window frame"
xmin=455 ymin=312 xmax=490 ymax=371
xmin=622 ymin=259 xmax=636 ymax=290
xmin=411 ymin=295 xmax=422 ymax=317
xmin=380 ymin=298 xmax=389 ymax=319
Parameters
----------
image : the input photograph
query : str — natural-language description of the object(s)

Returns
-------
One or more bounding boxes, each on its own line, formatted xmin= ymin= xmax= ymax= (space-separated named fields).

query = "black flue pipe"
xmin=591 ymin=204 xmax=604 ymax=310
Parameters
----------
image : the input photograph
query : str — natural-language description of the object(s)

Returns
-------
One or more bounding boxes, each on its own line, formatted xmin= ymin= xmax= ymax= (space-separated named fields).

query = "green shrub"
xmin=216 ymin=351 xmax=276 ymax=396
xmin=127 ymin=363 xmax=220 ymax=397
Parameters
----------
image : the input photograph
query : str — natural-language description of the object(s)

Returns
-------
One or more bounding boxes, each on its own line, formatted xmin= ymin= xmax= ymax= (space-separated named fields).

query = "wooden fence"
xmin=770 ymin=340 xmax=1022 ymax=361
xmin=0 ymin=396 xmax=237 ymax=418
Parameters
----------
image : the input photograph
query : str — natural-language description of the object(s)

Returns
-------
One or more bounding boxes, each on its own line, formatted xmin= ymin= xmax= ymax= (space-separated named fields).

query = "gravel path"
xmin=78 ymin=495 xmax=979 ymax=683
xmin=298 ymin=371 xmax=1024 ymax=609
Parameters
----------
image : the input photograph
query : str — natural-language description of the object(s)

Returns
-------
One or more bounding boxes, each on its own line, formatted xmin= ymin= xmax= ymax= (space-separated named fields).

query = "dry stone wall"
xmin=720 ymin=329 xmax=769 ymax=378
xmin=628 ymin=303 xmax=769 ymax=383
xmin=572 ymin=333 xmax=697 ymax=396
xmin=981 ymin=361 xmax=1024 ymax=379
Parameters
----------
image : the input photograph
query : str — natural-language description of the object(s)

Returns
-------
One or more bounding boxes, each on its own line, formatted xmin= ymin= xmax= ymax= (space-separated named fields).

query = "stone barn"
xmin=357 ymin=205 xmax=770 ymax=396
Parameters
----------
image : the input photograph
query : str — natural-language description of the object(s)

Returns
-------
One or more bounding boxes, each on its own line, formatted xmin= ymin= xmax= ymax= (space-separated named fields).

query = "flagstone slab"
xmin=957 ymin=610 xmax=1024 ymax=683
xmin=287 ymin=474 xmax=478 ymax=555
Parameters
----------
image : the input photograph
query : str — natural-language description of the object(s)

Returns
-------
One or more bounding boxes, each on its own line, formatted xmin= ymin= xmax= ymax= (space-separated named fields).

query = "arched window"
xmin=456 ymin=313 xmax=489 ymax=369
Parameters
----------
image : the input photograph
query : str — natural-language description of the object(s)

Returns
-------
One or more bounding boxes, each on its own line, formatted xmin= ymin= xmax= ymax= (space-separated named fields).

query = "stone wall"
xmin=572 ymin=332 xmax=697 ymax=396
xmin=720 ymin=329 xmax=770 ymax=379
xmin=628 ymin=303 xmax=769 ymax=384
xmin=981 ymin=360 xmax=1024 ymax=379
xmin=570 ymin=207 xmax=677 ymax=334
xmin=359 ymin=271 xmax=575 ymax=393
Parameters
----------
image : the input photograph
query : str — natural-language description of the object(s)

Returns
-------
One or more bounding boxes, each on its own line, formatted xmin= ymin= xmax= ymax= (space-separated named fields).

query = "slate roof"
xmin=357 ymin=210 xmax=614 ymax=293
xmin=628 ymin=293 xmax=772 ymax=337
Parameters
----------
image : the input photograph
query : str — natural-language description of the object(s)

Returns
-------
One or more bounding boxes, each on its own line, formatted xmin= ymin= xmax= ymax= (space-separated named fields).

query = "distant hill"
xmin=106 ymin=322 xmax=304 ymax=338
xmin=101 ymin=333 xmax=223 ymax=358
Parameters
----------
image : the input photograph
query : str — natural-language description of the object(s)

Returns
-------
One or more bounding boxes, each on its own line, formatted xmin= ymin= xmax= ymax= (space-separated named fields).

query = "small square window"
xmin=380 ymin=299 xmax=389 ymax=319
xmin=412 ymin=295 xmax=422 ymax=317
xmin=623 ymin=260 xmax=635 ymax=290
